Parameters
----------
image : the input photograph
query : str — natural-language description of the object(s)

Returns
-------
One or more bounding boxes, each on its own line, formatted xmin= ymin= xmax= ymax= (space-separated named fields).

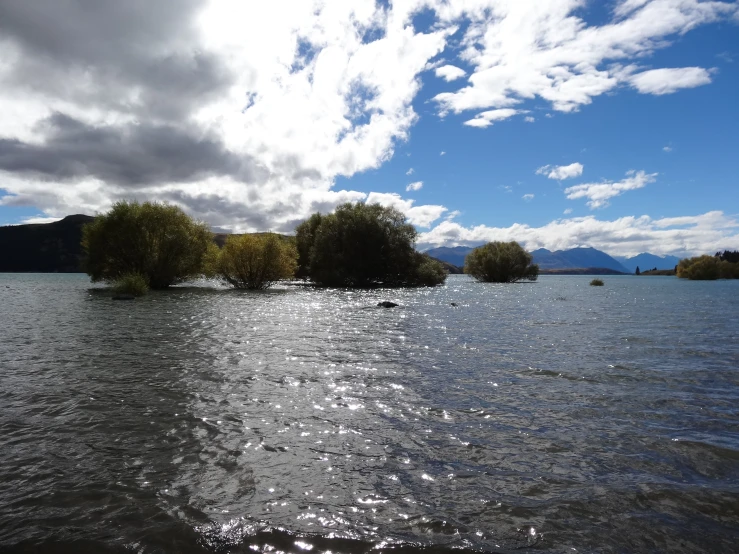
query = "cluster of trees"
xmin=463 ymin=241 xmax=539 ymax=283
xmin=716 ymin=250 xmax=739 ymax=263
xmin=677 ymin=253 xmax=739 ymax=280
xmin=82 ymin=201 xmax=447 ymax=294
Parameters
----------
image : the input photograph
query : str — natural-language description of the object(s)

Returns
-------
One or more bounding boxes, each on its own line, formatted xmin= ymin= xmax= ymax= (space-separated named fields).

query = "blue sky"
xmin=1 ymin=0 xmax=738 ymax=256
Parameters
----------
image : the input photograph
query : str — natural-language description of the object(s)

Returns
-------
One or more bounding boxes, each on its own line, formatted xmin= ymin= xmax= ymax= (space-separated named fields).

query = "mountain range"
xmin=425 ymin=245 xmax=682 ymax=274
xmin=614 ymin=253 xmax=681 ymax=273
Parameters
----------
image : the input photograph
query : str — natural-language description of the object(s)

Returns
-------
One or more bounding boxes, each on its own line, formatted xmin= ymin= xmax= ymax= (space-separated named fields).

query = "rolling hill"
xmin=0 ymin=215 xmax=94 ymax=272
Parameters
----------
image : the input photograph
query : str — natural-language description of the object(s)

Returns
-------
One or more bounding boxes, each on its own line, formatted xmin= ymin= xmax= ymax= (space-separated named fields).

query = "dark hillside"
xmin=0 ymin=215 xmax=94 ymax=272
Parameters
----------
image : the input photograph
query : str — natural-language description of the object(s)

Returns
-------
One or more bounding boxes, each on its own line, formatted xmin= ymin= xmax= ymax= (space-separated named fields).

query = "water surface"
xmin=1 ymin=274 xmax=738 ymax=553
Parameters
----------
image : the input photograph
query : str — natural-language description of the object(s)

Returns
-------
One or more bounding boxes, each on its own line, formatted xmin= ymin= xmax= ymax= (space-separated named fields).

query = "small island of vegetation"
xmin=677 ymin=251 xmax=739 ymax=280
xmin=464 ymin=241 xmax=539 ymax=283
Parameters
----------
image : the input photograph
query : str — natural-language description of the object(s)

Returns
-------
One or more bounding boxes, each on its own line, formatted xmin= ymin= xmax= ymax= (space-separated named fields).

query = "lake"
xmin=0 ymin=273 xmax=737 ymax=553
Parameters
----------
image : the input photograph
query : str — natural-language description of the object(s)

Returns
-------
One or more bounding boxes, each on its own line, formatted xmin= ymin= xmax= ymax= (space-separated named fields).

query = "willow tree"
xmin=82 ymin=201 xmax=213 ymax=289
xmin=295 ymin=202 xmax=446 ymax=287
xmin=217 ymin=233 xmax=297 ymax=289
xmin=464 ymin=241 xmax=539 ymax=283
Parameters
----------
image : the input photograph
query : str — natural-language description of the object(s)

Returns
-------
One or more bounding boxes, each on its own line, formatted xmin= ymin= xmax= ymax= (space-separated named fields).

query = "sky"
xmin=0 ymin=0 xmax=738 ymax=257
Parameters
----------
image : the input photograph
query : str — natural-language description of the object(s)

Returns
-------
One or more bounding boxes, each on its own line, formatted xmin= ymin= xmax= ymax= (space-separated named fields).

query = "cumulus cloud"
xmin=663 ymin=146 xmax=673 ymax=152
xmin=524 ymin=116 xmax=535 ymax=123
xmin=564 ymin=170 xmax=657 ymax=209
xmin=406 ymin=167 xmax=414 ymax=175
xmin=522 ymin=193 xmax=534 ymax=201
xmin=365 ymin=192 xmax=445 ymax=228
xmin=406 ymin=181 xmax=423 ymax=192
xmin=630 ymin=67 xmax=714 ymax=95
xmin=418 ymin=211 xmax=739 ymax=257
xmin=435 ymin=64 xmax=466 ymax=81
xmin=536 ymin=162 xmax=583 ymax=180
xmin=563 ymin=208 xmax=573 ymax=215
xmin=463 ymin=108 xmax=519 ymax=128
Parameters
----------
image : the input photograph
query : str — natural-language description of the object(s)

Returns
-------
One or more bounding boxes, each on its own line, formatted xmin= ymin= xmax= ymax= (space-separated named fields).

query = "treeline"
xmin=677 ymin=250 xmax=739 ymax=280
xmin=81 ymin=201 xmax=448 ymax=295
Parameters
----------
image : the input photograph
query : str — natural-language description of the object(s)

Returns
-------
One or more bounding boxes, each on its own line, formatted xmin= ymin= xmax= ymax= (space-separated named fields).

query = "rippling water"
xmin=1 ymin=273 xmax=738 ymax=553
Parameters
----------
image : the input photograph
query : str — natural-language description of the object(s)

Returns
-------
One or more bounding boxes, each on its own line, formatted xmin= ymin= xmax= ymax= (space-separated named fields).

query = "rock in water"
xmin=377 ymin=301 xmax=399 ymax=308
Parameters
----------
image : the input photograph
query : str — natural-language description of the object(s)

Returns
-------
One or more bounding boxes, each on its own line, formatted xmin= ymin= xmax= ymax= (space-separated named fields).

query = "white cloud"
xmin=536 ymin=162 xmax=584 ymax=180
xmin=522 ymin=193 xmax=534 ymax=201
xmin=365 ymin=192 xmax=445 ymax=228
xmin=432 ymin=1 xmax=736 ymax=117
xmin=406 ymin=167 xmax=414 ymax=175
xmin=563 ymin=208 xmax=573 ymax=215
xmin=406 ymin=181 xmax=423 ymax=191
xmin=440 ymin=151 xmax=446 ymax=156
xmin=630 ymin=67 xmax=714 ymax=95
xmin=418 ymin=211 xmax=739 ymax=257
xmin=524 ymin=116 xmax=535 ymax=123
xmin=463 ymin=108 xmax=519 ymax=128
xmin=435 ymin=64 xmax=466 ymax=81
xmin=564 ymin=170 xmax=657 ymax=209
xmin=663 ymin=146 xmax=673 ymax=152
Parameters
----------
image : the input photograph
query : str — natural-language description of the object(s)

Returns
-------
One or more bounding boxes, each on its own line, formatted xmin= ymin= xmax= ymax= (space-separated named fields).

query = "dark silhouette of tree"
xmin=716 ymin=250 xmax=739 ymax=263
xmin=635 ymin=266 xmax=640 ymax=275
xmin=295 ymin=202 xmax=446 ymax=287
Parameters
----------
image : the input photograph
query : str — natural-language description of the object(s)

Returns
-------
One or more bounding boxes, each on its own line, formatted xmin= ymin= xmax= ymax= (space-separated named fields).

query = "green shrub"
xmin=409 ymin=253 xmax=447 ymax=287
xmin=217 ymin=233 xmax=297 ymax=289
xmin=677 ymin=255 xmax=720 ymax=280
xmin=590 ymin=278 xmax=604 ymax=286
xmin=719 ymin=260 xmax=739 ymax=279
xmin=464 ymin=241 xmax=538 ymax=283
xmin=82 ymin=201 xmax=213 ymax=288
xmin=295 ymin=202 xmax=446 ymax=287
xmin=111 ymin=273 xmax=149 ymax=296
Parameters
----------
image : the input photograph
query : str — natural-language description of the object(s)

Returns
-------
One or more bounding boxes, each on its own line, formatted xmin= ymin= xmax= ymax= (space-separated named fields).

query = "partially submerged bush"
xmin=112 ymin=273 xmax=149 ymax=296
xmin=217 ymin=233 xmax=297 ymax=289
xmin=409 ymin=253 xmax=447 ymax=287
xmin=590 ymin=278 xmax=604 ymax=286
xmin=295 ymin=202 xmax=446 ymax=287
xmin=464 ymin=241 xmax=539 ymax=283
xmin=82 ymin=201 xmax=213 ymax=289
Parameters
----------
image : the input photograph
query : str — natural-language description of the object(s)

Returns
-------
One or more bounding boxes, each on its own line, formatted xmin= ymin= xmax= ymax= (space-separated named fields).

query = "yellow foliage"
xmin=677 ymin=255 xmax=720 ymax=280
xmin=217 ymin=234 xmax=297 ymax=289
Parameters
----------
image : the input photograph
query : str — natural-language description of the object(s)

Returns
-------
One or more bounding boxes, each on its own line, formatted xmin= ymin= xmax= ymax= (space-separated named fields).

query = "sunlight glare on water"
xmin=0 ymin=273 xmax=738 ymax=553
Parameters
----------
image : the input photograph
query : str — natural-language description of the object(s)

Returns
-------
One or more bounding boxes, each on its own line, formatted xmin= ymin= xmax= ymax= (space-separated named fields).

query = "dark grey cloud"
xmin=0 ymin=0 xmax=232 ymax=121
xmin=159 ymin=190 xmax=297 ymax=232
xmin=0 ymin=112 xmax=264 ymax=186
